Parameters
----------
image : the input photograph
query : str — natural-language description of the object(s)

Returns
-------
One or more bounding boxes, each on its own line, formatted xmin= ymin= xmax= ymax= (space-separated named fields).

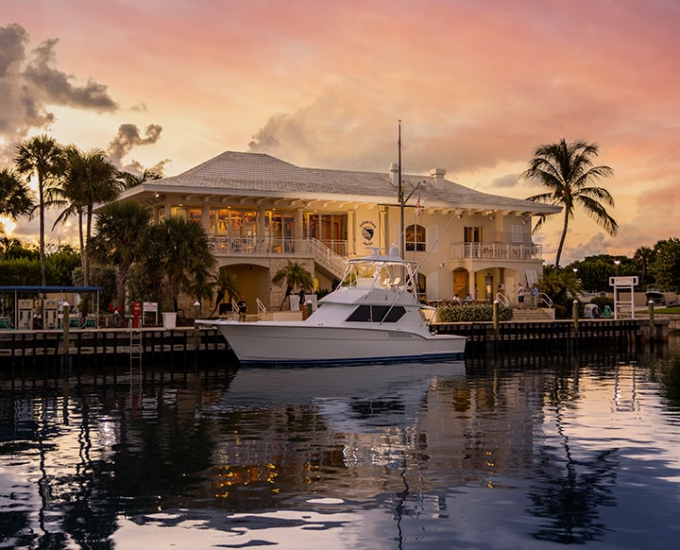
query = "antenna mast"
xmin=398 ymin=120 xmax=404 ymax=259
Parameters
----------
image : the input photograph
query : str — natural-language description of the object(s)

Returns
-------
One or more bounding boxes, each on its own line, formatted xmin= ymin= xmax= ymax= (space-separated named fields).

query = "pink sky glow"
xmin=2 ymin=0 xmax=680 ymax=264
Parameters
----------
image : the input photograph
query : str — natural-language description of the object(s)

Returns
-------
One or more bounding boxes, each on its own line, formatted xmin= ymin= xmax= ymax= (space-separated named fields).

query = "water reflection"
xmin=1 ymin=349 xmax=680 ymax=548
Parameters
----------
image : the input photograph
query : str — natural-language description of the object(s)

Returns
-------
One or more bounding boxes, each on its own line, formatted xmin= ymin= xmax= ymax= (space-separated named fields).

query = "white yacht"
xmin=198 ymin=247 xmax=466 ymax=366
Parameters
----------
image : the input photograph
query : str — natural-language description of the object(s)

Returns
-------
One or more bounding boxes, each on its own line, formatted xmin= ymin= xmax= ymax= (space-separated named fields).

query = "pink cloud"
xmin=3 ymin=0 xmax=680 ymax=255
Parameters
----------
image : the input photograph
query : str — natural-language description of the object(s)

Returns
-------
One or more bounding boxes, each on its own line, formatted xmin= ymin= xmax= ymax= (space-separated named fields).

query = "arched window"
xmin=405 ymin=224 xmax=426 ymax=252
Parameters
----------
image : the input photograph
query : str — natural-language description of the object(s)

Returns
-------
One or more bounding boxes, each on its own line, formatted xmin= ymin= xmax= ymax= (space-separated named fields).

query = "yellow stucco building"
xmin=120 ymin=151 xmax=560 ymax=312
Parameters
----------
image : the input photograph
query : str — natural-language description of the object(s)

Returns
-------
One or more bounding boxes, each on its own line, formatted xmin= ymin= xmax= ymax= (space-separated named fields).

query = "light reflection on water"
xmin=1 ymin=347 xmax=680 ymax=549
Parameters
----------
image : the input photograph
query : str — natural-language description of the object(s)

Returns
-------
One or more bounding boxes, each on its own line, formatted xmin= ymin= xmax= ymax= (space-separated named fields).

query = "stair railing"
xmin=539 ymin=293 xmax=553 ymax=308
xmin=495 ymin=292 xmax=510 ymax=307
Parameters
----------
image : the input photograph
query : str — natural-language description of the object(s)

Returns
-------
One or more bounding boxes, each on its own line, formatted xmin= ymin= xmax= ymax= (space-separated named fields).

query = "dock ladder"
xmin=130 ymin=326 xmax=143 ymax=377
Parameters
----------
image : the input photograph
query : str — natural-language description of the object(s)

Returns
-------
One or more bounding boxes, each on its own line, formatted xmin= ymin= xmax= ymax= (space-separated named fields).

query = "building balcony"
xmin=207 ymin=236 xmax=348 ymax=257
xmin=449 ymin=241 xmax=542 ymax=261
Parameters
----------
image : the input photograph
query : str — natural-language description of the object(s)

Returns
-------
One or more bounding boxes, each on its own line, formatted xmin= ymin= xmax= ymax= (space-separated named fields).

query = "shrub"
xmin=436 ymin=304 xmax=513 ymax=322
xmin=591 ymin=295 xmax=614 ymax=311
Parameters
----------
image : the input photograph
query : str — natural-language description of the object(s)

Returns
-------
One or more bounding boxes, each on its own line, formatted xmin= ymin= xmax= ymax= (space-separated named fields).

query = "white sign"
xmin=609 ymin=276 xmax=638 ymax=286
xmin=143 ymin=302 xmax=158 ymax=312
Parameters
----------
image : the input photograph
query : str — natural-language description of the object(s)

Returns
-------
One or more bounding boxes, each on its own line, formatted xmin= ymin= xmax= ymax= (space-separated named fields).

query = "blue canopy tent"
xmin=0 ymin=286 xmax=102 ymax=329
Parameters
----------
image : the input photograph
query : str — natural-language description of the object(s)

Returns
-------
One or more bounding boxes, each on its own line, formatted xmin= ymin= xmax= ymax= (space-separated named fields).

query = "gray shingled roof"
xmin=128 ymin=151 xmax=560 ymax=214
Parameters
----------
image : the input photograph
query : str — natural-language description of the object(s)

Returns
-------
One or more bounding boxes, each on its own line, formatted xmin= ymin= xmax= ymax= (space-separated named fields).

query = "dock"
xmin=433 ymin=317 xmax=670 ymax=355
xmin=0 ymin=317 xmax=672 ymax=370
xmin=0 ymin=326 xmax=228 ymax=369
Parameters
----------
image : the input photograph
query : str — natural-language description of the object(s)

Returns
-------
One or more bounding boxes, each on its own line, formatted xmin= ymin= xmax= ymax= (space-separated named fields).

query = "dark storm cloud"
xmin=107 ymin=123 xmax=164 ymax=170
xmin=0 ymin=23 xmax=118 ymax=162
xmin=23 ymin=37 xmax=118 ymax=111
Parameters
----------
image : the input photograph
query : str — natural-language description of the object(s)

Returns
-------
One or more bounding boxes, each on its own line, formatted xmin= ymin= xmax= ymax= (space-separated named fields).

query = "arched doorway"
xmin=453 ymin=268 xmax=468 ymax=299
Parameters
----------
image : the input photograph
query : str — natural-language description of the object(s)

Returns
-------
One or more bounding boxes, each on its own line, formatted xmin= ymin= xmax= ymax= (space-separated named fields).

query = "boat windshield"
xmin=346 ymin=305 xmax=406 ymax=323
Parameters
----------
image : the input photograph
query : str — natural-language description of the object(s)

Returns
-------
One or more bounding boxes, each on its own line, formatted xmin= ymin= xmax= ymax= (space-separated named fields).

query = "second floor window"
xmin=464 ymin=226 xmax=483 ymax=243
xmin=406 ymin=224 xmax=426 ymax=252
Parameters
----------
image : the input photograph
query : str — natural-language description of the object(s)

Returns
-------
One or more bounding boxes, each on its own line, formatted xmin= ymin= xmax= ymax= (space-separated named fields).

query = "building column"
xmin=296 ymin=207 xmax=304 ymax=244
xmin=202 ymin=204 xmax=211 ymax=234
xmin=468 ymin=270 xmax=476 ymax=300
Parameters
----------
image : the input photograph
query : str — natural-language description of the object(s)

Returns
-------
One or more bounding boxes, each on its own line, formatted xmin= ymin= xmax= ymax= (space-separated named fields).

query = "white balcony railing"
xmin=449 ymin=242 xmax=542 ymax=261
xmin=207 ymin=236 xmax=347 ymax=278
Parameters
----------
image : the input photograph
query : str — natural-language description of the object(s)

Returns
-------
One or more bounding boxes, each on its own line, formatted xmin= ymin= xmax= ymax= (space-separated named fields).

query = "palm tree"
xmin=209 ymin=270 xmax=241 ymax=316
xmin=89 ymin=200 xmax=152 ymax=315
xmin=523 ymin=139 xmax=617 ymax=268
xmin=271 ymin=260 xmax=314 ymax=310
xmin=118 ymin=169 xmax=162 ymax=189
xmin=14 ymin=134 xmax=66 ymax=285
xmin=53 ymin=147 xmax=122 ymax=311
xmin=151 ymin=215 xmax=217 ymax=312
xmin=0 ymin=168 xmax=33 ymax=232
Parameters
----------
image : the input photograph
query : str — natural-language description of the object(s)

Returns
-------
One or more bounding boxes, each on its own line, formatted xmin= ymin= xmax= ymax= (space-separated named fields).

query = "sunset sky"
xmin=2 ymin=0 xmax=679 ymax=264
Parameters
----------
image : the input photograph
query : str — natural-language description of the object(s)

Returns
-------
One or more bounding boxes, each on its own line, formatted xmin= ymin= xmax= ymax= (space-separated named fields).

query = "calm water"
xmin=1 ymin=345 xmax=680 ymax=549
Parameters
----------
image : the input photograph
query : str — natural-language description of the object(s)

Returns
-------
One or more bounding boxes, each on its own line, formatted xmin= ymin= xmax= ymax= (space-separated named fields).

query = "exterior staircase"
xmin=308 ymin=238 xmax=346 ymax=280
xmin=510 ymin=307 xmax=556 ymax=322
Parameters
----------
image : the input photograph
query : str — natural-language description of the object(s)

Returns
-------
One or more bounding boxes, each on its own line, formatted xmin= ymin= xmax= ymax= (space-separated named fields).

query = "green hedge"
xmin=436 ymin=304 xmax=514 ymax=322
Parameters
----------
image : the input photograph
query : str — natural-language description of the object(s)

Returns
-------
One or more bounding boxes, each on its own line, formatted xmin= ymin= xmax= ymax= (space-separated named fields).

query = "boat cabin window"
xmin=346 ymin=305 xmax=406 ymax=323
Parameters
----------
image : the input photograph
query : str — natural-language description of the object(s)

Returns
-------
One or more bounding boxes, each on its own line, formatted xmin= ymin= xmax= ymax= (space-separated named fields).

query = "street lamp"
xmin=614 ymin=259 xmax=621 ymax=276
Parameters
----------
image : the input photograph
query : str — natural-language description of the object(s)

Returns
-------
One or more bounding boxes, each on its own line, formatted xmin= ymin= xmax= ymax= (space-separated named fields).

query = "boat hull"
xmin=206 ymin=321 xmax=466 ymax=366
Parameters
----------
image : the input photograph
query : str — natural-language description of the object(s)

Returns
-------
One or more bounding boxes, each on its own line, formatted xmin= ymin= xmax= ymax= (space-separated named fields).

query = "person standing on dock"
xmin=530 ymin=284 xmax=539 ymax=308
xmin=237 ymin=297 xmax=247 ymax=322
xmin=517 ymin=283 xmax=526 ymax=309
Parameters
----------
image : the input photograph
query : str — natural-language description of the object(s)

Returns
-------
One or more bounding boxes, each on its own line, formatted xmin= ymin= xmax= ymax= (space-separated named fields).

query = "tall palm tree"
xmin=54 ymin=147 xmax=122 ymax=289
xmin=151 ymin=215 xmax=217 ymax=312
xmin=0 ymin=168 xmax=34 ymax=232
xmin=89 ymin=200 xmax=152 ymax=315
xmin=271 ymin=260 xmax=314 ymax=310
xmin=14 ymin=134 xmax=66 ymax=285
xmin=523 ymin=139 xmax=617 ymax=268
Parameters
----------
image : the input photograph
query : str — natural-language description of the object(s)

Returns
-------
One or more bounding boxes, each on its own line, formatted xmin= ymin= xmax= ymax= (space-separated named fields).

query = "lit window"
xmin=405 ymin=224 xmax=426 ymax=252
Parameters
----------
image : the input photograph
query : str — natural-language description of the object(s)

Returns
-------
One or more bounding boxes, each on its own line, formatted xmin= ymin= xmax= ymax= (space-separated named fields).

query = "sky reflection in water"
xmin=1 ymin=348 xmax=680 ymax=549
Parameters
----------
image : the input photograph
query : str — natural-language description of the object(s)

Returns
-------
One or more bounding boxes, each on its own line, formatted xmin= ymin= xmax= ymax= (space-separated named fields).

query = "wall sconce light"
xmin=457 ymin=212 xmax=464 ymax=219
xmin=489 ymin=214 xmax=495 ymax=221
xmin=521 ymin=218 xmax=528 ymax=226
xmin=439 ymin=263 xmax=445 ymax=268
xmin=154 ymin=192 xmax=160 ymax=199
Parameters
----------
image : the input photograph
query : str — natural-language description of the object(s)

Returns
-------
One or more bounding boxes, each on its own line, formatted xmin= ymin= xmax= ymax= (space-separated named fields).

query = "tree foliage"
xmin=649 ymin=238 xmax=680 ymax=292
xmin=272 ymin=261 xmax=314 ymax=309
xmin=537 ymin=267 xmax=582 ymax=318
xmin=146 ymin=215 xmax=216 ymax=312
xmin=0 ymin=168 xmax=33 ymax=230
xmin=89 ymin=200 xmax=152 ymax=314
xmin=523 ymin=139 xmax=617 ymax=268
xmin=566 ymin=254 xmax=635 ymax=293
xmin=14 ymin=134 xmax=66 ymax=286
